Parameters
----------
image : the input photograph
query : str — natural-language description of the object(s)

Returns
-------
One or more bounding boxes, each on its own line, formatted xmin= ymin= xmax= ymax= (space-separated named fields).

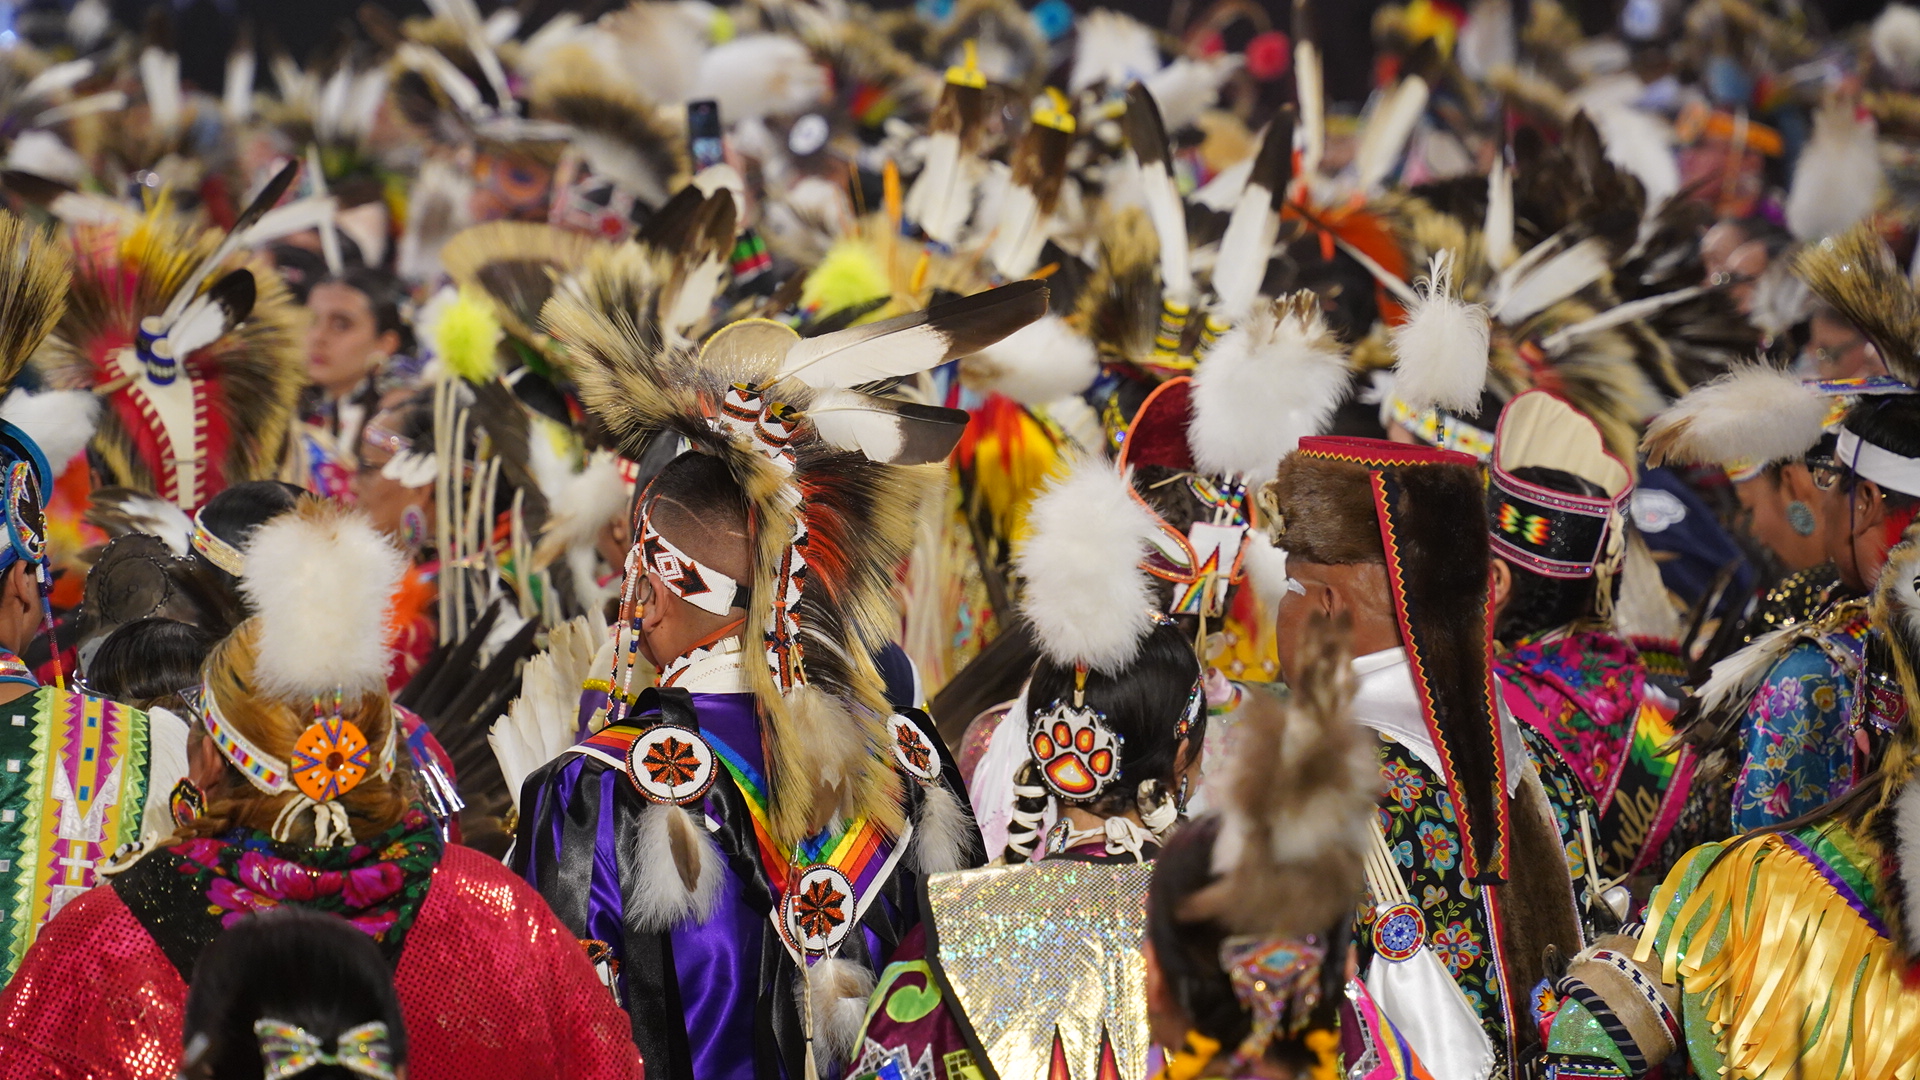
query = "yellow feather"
xmin=799 ymin=241 xmax=892 ymax=319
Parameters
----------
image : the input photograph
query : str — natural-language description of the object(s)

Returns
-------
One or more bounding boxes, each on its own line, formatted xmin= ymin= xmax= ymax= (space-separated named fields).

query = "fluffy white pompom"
xmin=1875 ymin=4 xmax=1920 ymax=88
xmin=1390 ymin=252 xmax=1490 ymax=413
xmin=241 ymin=502 xmax=407 ymax=701
xmin=1015 ymin=463 xmax=1160 ymax=673
xmin=1189 ymin=296 xmax=1350 ymax=485
xmin=963 ymin=315 xmax=1099 ymax=406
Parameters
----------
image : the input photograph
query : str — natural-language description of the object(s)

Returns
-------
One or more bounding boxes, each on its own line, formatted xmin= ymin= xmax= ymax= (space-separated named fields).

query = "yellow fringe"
xmin=1636 ymin=834 xmax=1920 ymax=1080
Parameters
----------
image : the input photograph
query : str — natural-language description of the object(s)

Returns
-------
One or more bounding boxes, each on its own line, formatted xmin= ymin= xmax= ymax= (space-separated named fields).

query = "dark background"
xmin=36 ymin=0 xmax=1901 ymax=109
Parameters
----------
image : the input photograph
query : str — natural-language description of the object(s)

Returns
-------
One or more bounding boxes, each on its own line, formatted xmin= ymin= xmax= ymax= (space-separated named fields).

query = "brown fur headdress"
xmin=1263 ymin=436 xmax=1508 ymax=884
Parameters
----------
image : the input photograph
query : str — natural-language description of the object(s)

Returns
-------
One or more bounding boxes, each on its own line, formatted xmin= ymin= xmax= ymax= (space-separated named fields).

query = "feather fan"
xmin=1190 ymin=293 xmax=1350 ymax=485
xmin=82 ymin=487 xmax=193 ymax=553
xmin=1795 ymin=222 xmax=1920 ymax=385
xmin=490 ymin=615 xmax=601 ymax=811
xmin=1185 ymin=612 xmax=1376 ymax=937
xmin=241 ymin=501 xmax=406 ymax=701
xmin=1014 ymin=461 xmax=1161 ymax=673
xmin=530 ymin=59 xmax=687 ymax=207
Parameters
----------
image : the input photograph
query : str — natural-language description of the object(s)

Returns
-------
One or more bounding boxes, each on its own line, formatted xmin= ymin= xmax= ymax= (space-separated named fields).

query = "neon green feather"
xmin=799 ymin=241 xmax=891 ymax=318
xmin=433 ymin=287 xmax=504 ymax=384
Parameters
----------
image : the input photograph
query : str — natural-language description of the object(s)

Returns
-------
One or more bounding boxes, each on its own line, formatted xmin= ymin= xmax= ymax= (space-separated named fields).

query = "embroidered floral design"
xmin=165 ymin=808 xmax=441 ymax=948
xmin=1731 ymin=622 xmax=1866 ymax=832
xmin=1417 ymin=821 xmax=1458 ymax=872
xmin=1383 ymin=760 xmax=1426 ymax=810
xmin=1431 ymin=921 xmax=1483 ymax=977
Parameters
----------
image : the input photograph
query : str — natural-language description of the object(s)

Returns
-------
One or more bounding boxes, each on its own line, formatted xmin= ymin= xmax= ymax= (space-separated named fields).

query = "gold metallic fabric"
xmin=927 ymin=861 xmax=1153 ymax=1080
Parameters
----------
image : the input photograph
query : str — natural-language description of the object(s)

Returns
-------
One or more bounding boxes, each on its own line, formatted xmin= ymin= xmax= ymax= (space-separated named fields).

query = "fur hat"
xmin=1262 ymin=436 xmax=1508 ymax=883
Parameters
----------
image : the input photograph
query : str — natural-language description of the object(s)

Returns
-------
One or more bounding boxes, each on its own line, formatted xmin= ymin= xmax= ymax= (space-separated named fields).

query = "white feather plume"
xmin=1352 ymin=75 xmax=1429 ymax=194
xmin=911 ymin=781 xmax=974 ymax=874
xmin=1875 ymin=4 xmax=1920 ymax=88
xmin=1016 ymin=463 xmax=1161 ymax=673
xmin=1242 ymin=540 xmax=1290 ymax=617
xmin=693 ymin=36 xmax=829 ymax=119
xmin=625 ymin=803 xmax=725 ymax=931
xmin=803 ymin=957 xmax=876 ymax=1068
xmin=90 ymin=491 xmax=193 ymax=554
xmin=1190 ymin=297 xmax=1350 ymax=484
xmin=1296 ymin=39 xmax=1324 ymax=176
xmin=1786 ymin=101 xmax=1882 ymax=242
xmin=1483 ymin=157 xmax=1516 ymax=270
xmin=1069 ymin=10 xmax=1161 ymax=93
xmin=1 ymin=389 xmax=98 ymax=469
xmin=1641 ymin=365 xmax=1829 ymax=468
xmin=1491 ymin=236 xmax=1609 ymax=322
xmin=240 ymin=503 xmax=406 ymax=701
xmin=962 ymin=316 xmax=1099 ymax=406
xmin=1143 ymin=55 xmax=1242 ymax=133
xmin=1391 ymin=252 xmax=1491 ymax=413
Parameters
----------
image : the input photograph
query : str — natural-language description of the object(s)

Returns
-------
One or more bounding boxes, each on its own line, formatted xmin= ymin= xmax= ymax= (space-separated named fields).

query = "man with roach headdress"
xmin=510 ymin=212 xmax=1044 ymax=1080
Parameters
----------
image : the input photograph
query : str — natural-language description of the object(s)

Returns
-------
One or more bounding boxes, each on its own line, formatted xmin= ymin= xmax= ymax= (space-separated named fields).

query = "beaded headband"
xmin=191 ymin=684 xmax=398 ymax=846
xmin=191 ymin=507 xmax=247 ymax=575
xmin=638 ymin=511 xmax=746 ymax=617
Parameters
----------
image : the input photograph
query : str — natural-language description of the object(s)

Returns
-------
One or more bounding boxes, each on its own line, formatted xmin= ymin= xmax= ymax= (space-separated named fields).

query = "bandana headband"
xmin=191 ymin=508 xmax=246 ymax=575
xmin=638 ymin=513 xmax=746 ymax=617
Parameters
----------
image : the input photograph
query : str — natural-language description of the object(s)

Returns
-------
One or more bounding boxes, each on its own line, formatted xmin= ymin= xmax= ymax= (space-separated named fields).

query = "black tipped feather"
xmin=1125 ymin=83 xmax=1170 ymax=167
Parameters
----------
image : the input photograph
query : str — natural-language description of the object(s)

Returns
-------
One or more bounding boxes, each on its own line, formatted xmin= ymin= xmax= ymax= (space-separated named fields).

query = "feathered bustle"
xmin=1390 ymin=252 xmax=1491 ymax=413
xmin=962 ymin=315 xmax=1099 ymax=406
xmin=1186 ymin=613 xmax=1376 ymax=937
xmin=1189 ymin=293 xmax=1350 ymax=485
xmin=1641 ymin=366 xmax=1830 ymax=469
xmin=240 ymin=500 xmax=407 ymax=701
xmin=82 ymin=488 xmax=192 ymax=554
xmin=1015 ymin=462 xmax=1160 ymax=674
xmin=491 ymin=615 xmax=602 ymax=810
xmin=0 ymin=389 xmax=97 ymax=469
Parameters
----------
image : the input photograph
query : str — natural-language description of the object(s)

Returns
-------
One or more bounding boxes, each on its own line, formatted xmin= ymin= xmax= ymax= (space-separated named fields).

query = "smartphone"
xmin=688 ymin=100 xmax=724 ymax=172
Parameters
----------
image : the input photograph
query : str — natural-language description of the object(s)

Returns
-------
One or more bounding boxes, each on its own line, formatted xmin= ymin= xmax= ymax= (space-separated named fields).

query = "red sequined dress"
xmin=0 ymin=822 xmax=642 ymax=1080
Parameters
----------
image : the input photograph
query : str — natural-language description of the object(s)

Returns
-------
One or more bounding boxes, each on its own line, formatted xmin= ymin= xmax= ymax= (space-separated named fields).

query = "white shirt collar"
xmin=1347 ymin=647 xmax=1525 ymax=794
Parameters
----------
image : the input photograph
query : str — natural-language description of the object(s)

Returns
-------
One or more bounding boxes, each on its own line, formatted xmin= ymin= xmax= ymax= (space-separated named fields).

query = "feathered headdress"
xmin=545 ymin=236 xmax=1046 ymax=847
xmin=32 ymin=164 xmax=305 ymax=511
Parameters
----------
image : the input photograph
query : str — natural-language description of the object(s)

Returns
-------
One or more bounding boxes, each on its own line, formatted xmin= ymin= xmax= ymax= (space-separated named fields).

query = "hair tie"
xmin=254 ymin=1018 xmax=396 ymax=1080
